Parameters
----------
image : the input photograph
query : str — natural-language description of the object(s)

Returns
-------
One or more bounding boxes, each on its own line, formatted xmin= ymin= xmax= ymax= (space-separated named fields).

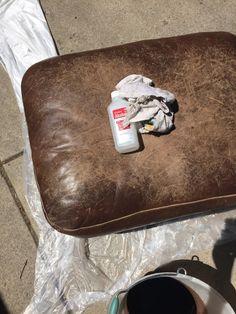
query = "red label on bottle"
xmin=116 ymin=120 xmax=130 ymax=131
xmin=112 ymin=107 xmax=127 ymax=119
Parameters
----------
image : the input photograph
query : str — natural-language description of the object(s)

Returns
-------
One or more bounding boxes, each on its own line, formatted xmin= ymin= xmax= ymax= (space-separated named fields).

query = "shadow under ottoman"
xmin=22 ymin=32 xmax=236 ymax=237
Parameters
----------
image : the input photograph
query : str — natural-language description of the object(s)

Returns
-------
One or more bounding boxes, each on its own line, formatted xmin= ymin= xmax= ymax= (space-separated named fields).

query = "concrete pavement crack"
xmin=0 ymin=163 xmax=38 ymax=246
xmin=2 ymin=150 xmax=24 ymax=165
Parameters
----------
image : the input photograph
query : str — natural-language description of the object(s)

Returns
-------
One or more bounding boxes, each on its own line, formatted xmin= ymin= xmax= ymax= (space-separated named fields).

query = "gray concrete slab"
xmin=4 ymin=156 xmax=39 ymax=238
xmin=41 ymin=0 xmax=236 ymax=55
xmin=0 ymin=175 xmax=36 ymax=314
xmin=0 ymin=67 xmax=23 ymax=161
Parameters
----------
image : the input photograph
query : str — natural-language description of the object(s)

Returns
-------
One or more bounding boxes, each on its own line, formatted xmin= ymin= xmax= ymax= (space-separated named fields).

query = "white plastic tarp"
xmin=0 ymin=0 xmax=57 ymax=112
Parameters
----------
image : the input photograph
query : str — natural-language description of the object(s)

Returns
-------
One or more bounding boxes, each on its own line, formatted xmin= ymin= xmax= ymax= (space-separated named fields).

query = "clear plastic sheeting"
xmin=1 ymin=1 xmax=236 ymax=313
xmin=0 ymin=0 xmax=57 ymax=112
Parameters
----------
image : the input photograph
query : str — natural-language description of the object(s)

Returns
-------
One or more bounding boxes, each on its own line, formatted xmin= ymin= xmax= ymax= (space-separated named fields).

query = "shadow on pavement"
xmin=210 ymin=218 xmax=236 ymax=313
xmin=0 ymin=293 xmax=10 ymax=314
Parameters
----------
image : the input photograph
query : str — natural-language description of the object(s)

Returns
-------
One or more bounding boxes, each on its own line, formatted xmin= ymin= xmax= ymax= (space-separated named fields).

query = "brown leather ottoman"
xmin=22 ymin=32 xmax=236 ymax=237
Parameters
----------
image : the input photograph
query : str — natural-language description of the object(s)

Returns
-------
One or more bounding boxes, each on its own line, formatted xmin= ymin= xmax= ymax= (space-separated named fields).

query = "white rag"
xmin=115 ymin=74 xmax=176 ymax=134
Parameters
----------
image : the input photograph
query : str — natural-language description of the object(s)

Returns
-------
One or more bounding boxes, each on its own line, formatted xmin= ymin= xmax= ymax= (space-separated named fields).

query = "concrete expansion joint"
xmin=0 ymin=159 xmax=38 ymax=246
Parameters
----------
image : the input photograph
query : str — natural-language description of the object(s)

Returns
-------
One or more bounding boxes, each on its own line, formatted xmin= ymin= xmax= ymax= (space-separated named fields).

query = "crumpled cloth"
xmin=115 ymin=74 xmax=176 ymax=134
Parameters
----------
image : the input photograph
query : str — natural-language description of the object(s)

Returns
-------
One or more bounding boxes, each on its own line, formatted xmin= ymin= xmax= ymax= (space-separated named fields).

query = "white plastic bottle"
xmin=107 ymin=91 xmax=140 ymax=153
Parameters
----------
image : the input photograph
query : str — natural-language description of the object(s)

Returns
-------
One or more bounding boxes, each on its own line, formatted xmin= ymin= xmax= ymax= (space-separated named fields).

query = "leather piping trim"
xmin=42 ymin=193 xmax=236 ymax=233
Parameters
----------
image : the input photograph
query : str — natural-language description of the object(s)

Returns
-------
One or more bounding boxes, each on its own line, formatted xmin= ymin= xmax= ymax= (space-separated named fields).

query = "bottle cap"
xmin=111 ymin=90 xmax=120 ymax=99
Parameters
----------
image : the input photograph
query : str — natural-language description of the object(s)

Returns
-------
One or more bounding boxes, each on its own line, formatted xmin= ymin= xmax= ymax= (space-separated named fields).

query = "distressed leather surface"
xmin=22 ymin=32 xmax=236 ymax=237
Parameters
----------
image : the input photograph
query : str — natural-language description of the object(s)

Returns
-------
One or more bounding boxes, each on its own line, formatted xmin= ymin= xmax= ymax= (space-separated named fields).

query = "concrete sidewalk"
xmin=0 ymin=0 xmax=236 ymax=313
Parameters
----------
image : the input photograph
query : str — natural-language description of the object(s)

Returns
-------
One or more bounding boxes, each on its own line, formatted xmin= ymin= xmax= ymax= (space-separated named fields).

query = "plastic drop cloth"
xmin=0 ymin=0 xmax=57 ymax=112
xmin=1 ymin=1 xmax=236 ymax=313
